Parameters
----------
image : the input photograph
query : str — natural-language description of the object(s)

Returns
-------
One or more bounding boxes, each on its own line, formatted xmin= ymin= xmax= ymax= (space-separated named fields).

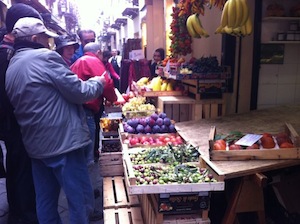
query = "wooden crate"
xmin=157 ymin=96 xmax=196 ymax=122
xmin=103 ymin=176 xmax=140 ymax=209
xmin=138 ymin=194 xmax=210 ymax=224
xmin=194 ymin=99 xmax=226 ymax=120
xmin=99 ymin=152 xmax=124 ymax=177
xmin=104 ymin=207 xmax=144 ymax=224
xmin=209 ymin=123 xmax=300 ymax=161
xmin=123 ymin=152 xmax=225 ymax=195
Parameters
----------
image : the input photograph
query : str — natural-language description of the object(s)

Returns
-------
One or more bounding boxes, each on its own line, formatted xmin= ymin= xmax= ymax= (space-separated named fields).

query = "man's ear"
xmin=31 ymin=35 xmax=38 ymax=42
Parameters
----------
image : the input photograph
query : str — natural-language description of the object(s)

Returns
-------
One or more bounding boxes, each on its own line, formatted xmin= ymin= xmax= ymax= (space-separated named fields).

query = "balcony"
xmin=122 ymin=7 xmax=139 ymax=19
xmin=115 ymin=18 xmax=128 ymax=26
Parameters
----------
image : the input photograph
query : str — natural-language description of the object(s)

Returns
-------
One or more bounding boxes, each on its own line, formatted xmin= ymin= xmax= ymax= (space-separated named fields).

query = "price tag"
xmin=235 ymin=134 xmax=262 ymax=146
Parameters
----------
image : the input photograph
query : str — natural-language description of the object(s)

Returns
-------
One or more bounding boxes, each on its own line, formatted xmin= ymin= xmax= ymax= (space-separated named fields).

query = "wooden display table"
xmin=175 ymin=104 xmax=300 ymax=223
xmin=157 ymin=96 xmax=226 ymax=122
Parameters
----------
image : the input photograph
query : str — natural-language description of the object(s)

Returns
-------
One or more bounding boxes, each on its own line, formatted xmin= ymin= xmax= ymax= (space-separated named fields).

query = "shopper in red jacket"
xmin=70 ymin=42 xmax=117 ymax=165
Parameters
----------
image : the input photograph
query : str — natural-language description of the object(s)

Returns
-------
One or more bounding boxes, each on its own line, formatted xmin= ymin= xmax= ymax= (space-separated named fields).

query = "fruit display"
xmin=189 ymin=56 xmax=223 ymax=74
xmin=122 ymin=96 xmax=156 ymax=118
xmin=135 ymin=76 xmax=175 ymax=92
xmin=129 ymin=144 xmax=200 ymax=164
xmin=102 ymin=140 xmax=122 ymax=153
xmin=212 ymin=130 xmax=296 ymax=150
xmin=186 ymin=13 xmax=209 ymax=38
xmin=170 ymin=6 xmax=192 ymax=57
xmin=124 ymin=134 xmax=184 ymax=147
xmin=123 ymin=112 xmax=176 ymax=134
xmin=215 ymin=0 xmax=252 ymax=37
xmin=132 ymin=164 xmax=217 ymax=185
xmin=100 ymin=118 xmax=120 ymax=133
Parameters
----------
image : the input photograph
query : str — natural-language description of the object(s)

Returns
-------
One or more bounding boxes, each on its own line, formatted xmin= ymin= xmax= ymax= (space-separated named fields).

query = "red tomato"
xmin=229 ymin=144 xmax=242 ymax=150
xmin=163 ymin=137 xmax=171 ymax=143
xmin=158 ymin=136 xmax=165 ymax=142
xmin=213 ymin=139 xmax=226 ymax=150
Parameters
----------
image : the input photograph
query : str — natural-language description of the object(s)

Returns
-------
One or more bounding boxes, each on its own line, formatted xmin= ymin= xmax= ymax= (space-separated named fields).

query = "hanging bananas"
xmin=186 ymin=14 xmax=209 ymax=39
xmin=215 ymin=0 xmax=252 ymax=37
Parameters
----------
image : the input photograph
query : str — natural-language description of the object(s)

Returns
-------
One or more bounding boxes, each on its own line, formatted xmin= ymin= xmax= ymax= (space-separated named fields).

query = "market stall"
xmin=101 ymin=101 xmax=300 ymax=224
xmin=175 ymin=104 xmax=300 ymax=223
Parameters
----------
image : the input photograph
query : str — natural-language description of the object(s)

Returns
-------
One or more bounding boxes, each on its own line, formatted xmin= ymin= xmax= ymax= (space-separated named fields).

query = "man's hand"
xmin=89 ymin=75 xmax=106 ymax=87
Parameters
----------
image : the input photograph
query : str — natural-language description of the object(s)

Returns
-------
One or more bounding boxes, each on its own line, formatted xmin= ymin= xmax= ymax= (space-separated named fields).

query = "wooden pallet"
xmin=103 ymin=176 xmax=140 ymax=209
xmin=104 ymin=207 xmax=144 ymax=224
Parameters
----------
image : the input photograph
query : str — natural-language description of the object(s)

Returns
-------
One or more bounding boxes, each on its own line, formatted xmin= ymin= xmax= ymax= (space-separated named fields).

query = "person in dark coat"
xmin=149 ymin=48 xmax=165 ymax=78
xmin=0 ymin=4 xmax=42 ymax=224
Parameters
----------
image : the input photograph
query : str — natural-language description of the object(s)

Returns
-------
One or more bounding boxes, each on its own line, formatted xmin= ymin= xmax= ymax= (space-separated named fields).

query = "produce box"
xmin=209 ymin=123 xmax=300 ymax=161
xmin=101 ymin=139 xmax=122 ymax=153
xmin=100 ymin=118 xmax=122 ymax=138
xmin=139 ymin=194 xmax=211 ymax=224
xmin=158 ymin=192 xmax=210 ymax=214
xmin=99 ymin=139 xmax=123 ymax=176
xmin=123 ymin=152 xmax=224 ymax=195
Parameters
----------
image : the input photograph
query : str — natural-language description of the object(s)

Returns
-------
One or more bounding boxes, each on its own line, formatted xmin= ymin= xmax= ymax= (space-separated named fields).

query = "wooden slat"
xmin=104 ymin=208 xmax=117 ymax=224
xmin=130 ymin=207 xmax=144 ymax=224
xmin=117 ymin=208 xmax=131 ymax=224
xmin=103 ymin=177 xmax=115 ymax=209
xmin=114 ymin=176 xmax=128 ymax=206
xmin=104 ymin=207 xmax=144 ymax=224
xmin=104 ymin=176 xmax=140 ymax=209
xmin=99 ymin=165 xmax=124 ymax=177
xmin=210 ymin=148 xmax=300 ymax=161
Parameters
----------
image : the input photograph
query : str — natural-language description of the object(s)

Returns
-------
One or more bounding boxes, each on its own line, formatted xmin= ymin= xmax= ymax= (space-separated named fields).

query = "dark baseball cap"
xmin=55 ymin=35 xmax=79 ymax=50
xmin=5 ymin=3 xmax=42 ymax=33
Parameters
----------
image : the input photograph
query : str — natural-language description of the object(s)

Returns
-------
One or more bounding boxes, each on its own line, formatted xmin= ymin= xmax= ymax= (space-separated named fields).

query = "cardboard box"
xmin=158 ymin=192 xmax=210 ymax=214
xmin=129 ymin=49 xmax=144 ymax=60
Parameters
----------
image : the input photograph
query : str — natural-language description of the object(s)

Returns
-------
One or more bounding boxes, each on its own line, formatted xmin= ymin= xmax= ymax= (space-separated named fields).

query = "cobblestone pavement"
xmin=0 ymin=162 xmax=104 ymax=224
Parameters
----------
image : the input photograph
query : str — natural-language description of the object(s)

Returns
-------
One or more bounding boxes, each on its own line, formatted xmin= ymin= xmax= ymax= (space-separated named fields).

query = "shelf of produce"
xmin=209 ymin=123 xmax=300 ymax=161
xmin=122 ymin=151 xmax=225 ymax=195
xmin=267 ymin=41 xmax=300 ymax=44
xmin=262 ymin=16 xmax=300 ymax=21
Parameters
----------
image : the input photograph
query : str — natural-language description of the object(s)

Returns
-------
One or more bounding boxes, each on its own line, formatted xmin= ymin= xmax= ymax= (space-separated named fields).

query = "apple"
xmin=129 ymin=137 xmax=139 ymax=146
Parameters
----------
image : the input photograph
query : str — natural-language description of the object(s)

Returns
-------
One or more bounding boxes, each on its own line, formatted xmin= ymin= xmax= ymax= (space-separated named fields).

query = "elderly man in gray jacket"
xmin=5 ymin=17 xmax=105 ymax=224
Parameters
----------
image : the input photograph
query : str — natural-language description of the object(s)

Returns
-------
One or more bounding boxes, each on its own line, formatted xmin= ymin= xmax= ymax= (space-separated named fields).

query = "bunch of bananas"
xmin=186 ymin=14 xmax=209 ymax=39
xmin=215 ymin=0 xmax=252 ymax=37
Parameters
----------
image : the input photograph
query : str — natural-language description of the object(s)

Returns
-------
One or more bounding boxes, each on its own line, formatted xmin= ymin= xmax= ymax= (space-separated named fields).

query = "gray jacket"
xmin=5 ymin=47 xmax=103 ymax=159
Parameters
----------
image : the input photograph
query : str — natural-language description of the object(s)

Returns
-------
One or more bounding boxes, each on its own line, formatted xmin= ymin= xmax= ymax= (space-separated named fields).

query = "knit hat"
xmin=12 ymin=17 xmax=58 ymax=38
xmin=5 ymin=3 xmax=42 ymax=33
xmin=55 ymin=35 xmax=79 ymax=50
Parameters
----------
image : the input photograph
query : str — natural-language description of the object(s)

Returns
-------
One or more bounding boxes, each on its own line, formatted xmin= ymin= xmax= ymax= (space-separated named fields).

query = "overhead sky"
xmin=74 ymin=0 xmax=104 ymax=29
